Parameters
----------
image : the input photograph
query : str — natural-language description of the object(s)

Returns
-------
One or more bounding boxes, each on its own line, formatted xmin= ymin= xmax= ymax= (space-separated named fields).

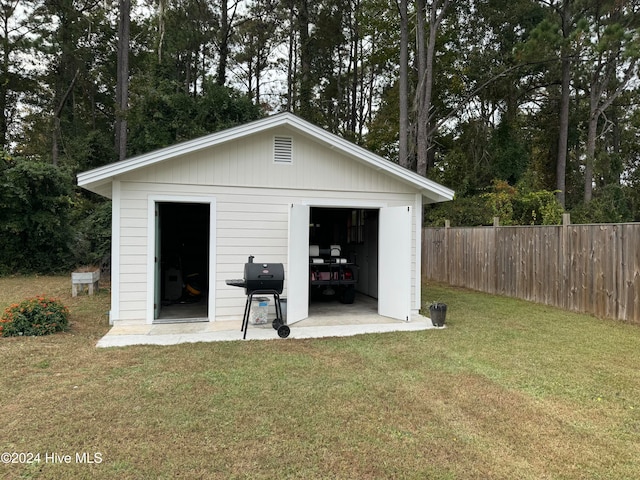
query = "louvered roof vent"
xmin=274 ymin=136 xmax=293 ymax=164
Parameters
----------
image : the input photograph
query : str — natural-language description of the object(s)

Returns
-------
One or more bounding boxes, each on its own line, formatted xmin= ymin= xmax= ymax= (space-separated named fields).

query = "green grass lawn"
xmin=1 ymin=276 xmax=639 ymax=479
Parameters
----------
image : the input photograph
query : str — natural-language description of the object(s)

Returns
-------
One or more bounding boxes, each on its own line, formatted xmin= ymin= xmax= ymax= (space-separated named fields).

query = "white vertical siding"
xmin=123 ymin=128 xmax=414 ymax=194
xmin=117 ymin=191 xmax=148 ymax=321
xmin=110 ymin=181 xmax=121 ymax=324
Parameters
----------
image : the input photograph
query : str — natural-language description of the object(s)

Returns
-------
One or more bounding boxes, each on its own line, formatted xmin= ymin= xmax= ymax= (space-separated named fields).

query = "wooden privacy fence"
xmin=422 ymin=215 xmax=640 ymax=324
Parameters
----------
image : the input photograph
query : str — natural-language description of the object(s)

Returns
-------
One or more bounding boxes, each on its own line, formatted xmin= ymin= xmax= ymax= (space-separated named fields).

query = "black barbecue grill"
xmin=226 ymin=256 xmax=289 ymax=339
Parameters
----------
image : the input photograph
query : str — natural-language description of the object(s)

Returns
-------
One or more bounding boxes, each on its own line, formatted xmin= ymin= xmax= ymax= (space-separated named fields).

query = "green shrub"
xmin=423 ymin=195 xmax=493 ymax=227
xmin=570 ymin=184 xmax=634 ymax=224
xmin=0 ymin=296 xmax=69 ymax=337
xmin=70 ymin=196 xmax=112 ymax=268
xmin=0 ymin=156 xmax=73 ymax=273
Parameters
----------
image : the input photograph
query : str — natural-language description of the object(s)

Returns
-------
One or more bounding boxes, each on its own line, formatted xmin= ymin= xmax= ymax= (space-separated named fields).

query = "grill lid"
xmin=225 ymin=256 xmax=284 ymax=294
xmin=244 ymin=262 xmax=284 ymax=294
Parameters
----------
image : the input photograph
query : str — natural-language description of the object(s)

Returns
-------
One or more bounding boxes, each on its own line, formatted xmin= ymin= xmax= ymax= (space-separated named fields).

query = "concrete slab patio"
xmin=96 ymin=295 xmax=442 ymax=347
xmin=96 ymin=314 xmax=439 ymax=347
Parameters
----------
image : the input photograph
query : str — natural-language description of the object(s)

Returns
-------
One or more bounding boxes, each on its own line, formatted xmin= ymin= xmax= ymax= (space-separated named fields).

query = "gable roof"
xmin=77 ymin=112 xmax=454 ymax=203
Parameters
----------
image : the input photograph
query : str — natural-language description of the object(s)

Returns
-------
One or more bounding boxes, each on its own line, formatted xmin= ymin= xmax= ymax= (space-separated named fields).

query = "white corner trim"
xmin=414 ymin=193 xmax=423 ymax=312
xmin=110 ymin=181 xmax=121 ymax=325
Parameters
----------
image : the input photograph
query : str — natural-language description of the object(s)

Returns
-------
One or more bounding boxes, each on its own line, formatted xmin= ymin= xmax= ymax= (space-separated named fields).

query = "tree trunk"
xmin=297 ymin=0 xmax=312 ymax=119
xmin=555 ymin=0 xmax=571 ymax=208
xmin=0 ymin=11 xmax=10 ymax=149
xmin=416 ymin=0 xmax=427 ymax=175
xmin=581 ymin=2 xmax=638 ymax=203
xmin=349 ymin=0 xmax=359 ymax=134
xmin=52 ymin=69 xmax=80 ymax=166
xmin=286 ymin=1 xmax=296 ymax=112
xmin=583 ymin=102 xmax=598 ymax=203
xmin=610 ymin=102 xmax=621 ymax=185
xmin=397 ymin=0 xmax=409 ymax=168
xmin=115 ymin=0 xmax=130 ymax=161
xmin=217 ymin=0 xmax=229 ymax=85
xmin=416 ymin=0 xmax=448 ymax=178
xmin=254 ymin=56 xmax=260 ymax=106
xmin=157 ymin=0 xmax=166 ymax=63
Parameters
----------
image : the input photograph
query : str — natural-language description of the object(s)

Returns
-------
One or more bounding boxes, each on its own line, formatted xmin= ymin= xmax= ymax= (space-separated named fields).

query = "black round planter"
xmin=429 ymin=303 xmax=447 ymax=327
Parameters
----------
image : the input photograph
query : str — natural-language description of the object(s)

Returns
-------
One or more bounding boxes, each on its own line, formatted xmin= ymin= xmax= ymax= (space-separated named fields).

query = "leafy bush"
xmin=483 ymin=180 xmax=564 ymax=225
xmin=70 ymin=196 xmax=112 ymax=268
xmin=0 ymin=296 xmax=69 ymax=337
xmin=426 ymin=180 xmax=565 ymax=227
xmin=0 ymin=156 xmax=73 ymax=273
xmin=570 ymin=184 xmax=634 ymax=224
xmin=483 ymin=180 xmax=517 ymax=225
xmin=423 ymin=195 xmax=493 ymax=227
xmin=515 ymin=189 xmax=565 ymax=225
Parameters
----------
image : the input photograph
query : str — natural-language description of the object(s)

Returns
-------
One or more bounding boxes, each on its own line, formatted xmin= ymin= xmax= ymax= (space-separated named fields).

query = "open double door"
xmin=287 ymin=204 xmax=412 ymax=324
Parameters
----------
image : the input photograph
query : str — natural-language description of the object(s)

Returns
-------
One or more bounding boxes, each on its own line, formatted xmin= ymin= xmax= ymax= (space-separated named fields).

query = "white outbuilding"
xmin=78 ymin=113 xmax=454 ymax=329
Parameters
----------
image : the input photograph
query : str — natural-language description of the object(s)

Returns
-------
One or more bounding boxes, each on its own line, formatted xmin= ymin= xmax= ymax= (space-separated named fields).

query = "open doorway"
xmin=308 ymin=207 xmax=379 ymax=310
xmin=155 ymin=202 xmax=210 ymax=322
xmin=288 ymin=204 xmax=411 ymax=323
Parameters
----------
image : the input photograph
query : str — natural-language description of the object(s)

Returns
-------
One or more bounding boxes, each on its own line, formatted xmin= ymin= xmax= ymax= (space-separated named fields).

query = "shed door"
xmin=378 ymin=206 xmax=412 ymax=321
xmin=287 ymin=204 xmax=310 ymax=324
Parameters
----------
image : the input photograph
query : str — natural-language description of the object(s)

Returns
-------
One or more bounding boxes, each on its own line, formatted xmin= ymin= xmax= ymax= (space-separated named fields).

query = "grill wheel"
xmin=272 ymin=318 xmax=290 ymax=338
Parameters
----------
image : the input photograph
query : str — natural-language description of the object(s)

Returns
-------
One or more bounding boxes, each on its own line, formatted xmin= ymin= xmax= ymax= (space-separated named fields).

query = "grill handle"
xmin=248 ymin=255 xmax=254 ymax=263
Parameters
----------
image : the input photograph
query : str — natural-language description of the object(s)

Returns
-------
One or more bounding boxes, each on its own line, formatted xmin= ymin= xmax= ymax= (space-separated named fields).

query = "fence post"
xmin=493 ymin=217 xmax=500 ymax=294
xmin=444 ymin=219 xmax=450 ymax=284
xmin=562 ymin=213 xmax=571 ymax=310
